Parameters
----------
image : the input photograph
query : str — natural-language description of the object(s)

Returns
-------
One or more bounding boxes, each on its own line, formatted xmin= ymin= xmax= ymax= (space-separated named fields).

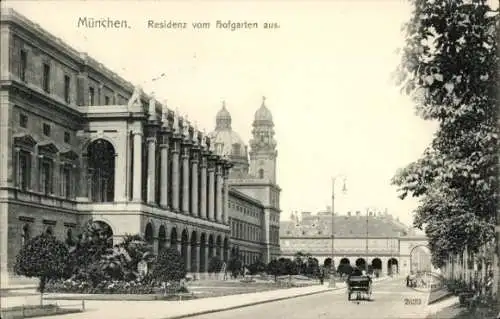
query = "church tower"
xmin=249 ymin=97 xmax=277 ymax=183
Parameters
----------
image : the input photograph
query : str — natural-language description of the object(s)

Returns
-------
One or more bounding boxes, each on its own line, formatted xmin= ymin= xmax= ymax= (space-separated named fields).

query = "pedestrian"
xmin=406 ymin=275 xmax=410 ymax=287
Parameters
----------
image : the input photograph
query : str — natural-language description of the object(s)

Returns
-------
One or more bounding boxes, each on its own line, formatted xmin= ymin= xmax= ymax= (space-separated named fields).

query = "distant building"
xmin=280 ymin=209 xmax=432 ymax=275
xmin=209 ymin=100 xmax=281 ymax=264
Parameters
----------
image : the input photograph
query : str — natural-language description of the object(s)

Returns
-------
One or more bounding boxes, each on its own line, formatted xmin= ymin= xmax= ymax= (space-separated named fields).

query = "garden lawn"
xmin=188 ymin=279 xmax=319 ymax=298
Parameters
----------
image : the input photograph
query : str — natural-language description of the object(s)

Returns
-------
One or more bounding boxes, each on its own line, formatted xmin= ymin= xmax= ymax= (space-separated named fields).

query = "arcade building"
xmin=0 ymin=8 xmax=281 ymax=286
xmin=280 ymin=210 xmax=432 ymax=276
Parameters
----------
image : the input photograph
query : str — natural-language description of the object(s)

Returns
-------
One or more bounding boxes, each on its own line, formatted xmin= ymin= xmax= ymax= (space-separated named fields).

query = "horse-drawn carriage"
xmin=347 ymin=275 xmax=372 ymax=301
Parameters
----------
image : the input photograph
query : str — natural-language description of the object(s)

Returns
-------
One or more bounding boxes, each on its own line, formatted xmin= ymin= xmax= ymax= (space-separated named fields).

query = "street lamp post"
xmin=329 ymin=175 xmax=347 ymax=288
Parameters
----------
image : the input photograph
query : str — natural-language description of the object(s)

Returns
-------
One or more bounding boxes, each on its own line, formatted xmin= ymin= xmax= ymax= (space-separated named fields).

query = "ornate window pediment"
xmin=38 ymin=142 xmax=59 ymax=156
xmin=60 ymin=149 xmax=79 ymax=161
xmin=13 ymin=134 xmax=37 ymax=149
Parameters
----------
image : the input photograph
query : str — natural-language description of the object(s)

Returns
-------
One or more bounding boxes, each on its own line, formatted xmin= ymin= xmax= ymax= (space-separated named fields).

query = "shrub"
xmin=208 ymin=256 xmax=223 ymax=274
xmin=227 ymin=257 xmax=242 ymax=278
xmin=14 ymin=233 xmax=70 ymax=296
xmin=248 ymin=260 xmax=267 ymax=275
xmin=150 ymin=247 xmax=186 ymax=283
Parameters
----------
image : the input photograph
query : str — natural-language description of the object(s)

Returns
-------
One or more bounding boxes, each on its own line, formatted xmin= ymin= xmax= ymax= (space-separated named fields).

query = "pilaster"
xmin=215 ymin=163 xmax=223 ymax=223
xmin=132 ymin=131 xmax=143 ymax=201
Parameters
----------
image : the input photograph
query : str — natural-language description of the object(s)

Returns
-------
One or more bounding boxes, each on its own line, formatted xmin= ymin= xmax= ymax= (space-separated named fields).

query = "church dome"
xmin=210 ymin=101 xmax=249 ymax=160
xmin=254 ymin=97 xmax=273 ymax=123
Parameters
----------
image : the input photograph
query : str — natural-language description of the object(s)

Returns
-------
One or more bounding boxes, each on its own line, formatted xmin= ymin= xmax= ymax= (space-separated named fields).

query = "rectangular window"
xmin=64 ymin=75 xmax=71 ymax=103
xmin=61 ymin=166 xmax=71 ymax=198
xmin=20 ymin=50 xmax=27 ymax=82
xmin=18 ymin=151 xmax=31 ymax=190
xmin=40 ymin=160 xmax=53 ymax=195
xmin=64 ymin=132 xmax=70 ymax=143
xmin=19 ymin=114 xmax=28 ymax=128
xmin=104 ymin=96 xmax=110 ymax=105
xmin=43 ymin=123 xmax=51 ymax=136
xmin=42 ymin=63 xmax=50 ymax=92
xmin=88 ymin=87 xmax=95 ymax=106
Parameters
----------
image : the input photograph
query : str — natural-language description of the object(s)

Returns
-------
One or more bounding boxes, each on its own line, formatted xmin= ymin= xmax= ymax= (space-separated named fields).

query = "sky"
xmin=4 ymin=0 xmax=440 ymax=227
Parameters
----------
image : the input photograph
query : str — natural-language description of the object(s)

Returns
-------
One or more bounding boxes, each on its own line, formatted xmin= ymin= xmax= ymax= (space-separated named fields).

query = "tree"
xmin=100 ymin=234 xmax=155 ymax=281
xmin=14 ymin=233 xmax=69 ymax=303
xmin=393 ymin=0 xmax=498 ymax=269
xmin=150 ymin=247 xmax=186 ymax=283
xmin=267 ymin=259 xmax=281 ymax=281
xmin=248 ymin=260 xmax=267 ymax=275
xmin=208 ymin=256 xmax=223 ymax=274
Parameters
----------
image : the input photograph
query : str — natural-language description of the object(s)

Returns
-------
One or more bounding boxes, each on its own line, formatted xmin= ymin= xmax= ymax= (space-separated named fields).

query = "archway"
xmin=372 ymin=258 xmax=382 ymax=276
xmin=223 ymin=237 xmax=229 ymax=262
xmin=216 ymin=235 xmax=222 ymax=258
xmin=170 ymin=228 xmax=178 ymax=251
xmin=355 ymin=258 xmax=366 ymax=270
xmin=409 ymin=245 xmax=431 ymax=274
xmin=199 ymin=233 xmax=207 ymax=272
xmin=181 ymin=229 xmax=189 ymax=269
xmin=45 ymin=226 xmax=53 ymax=236
xmin=158 ymin=225 xmax=166 ymax=253
xmin=190 ymin=231 xmax=198 ymax=272
xmin=144 ymin=222 xmax=154 ymax=247
xmin=340 ymin=258 xmax=350 ymax=265
xmin=324 ymin=257 xmax=332 ymax=268
xmin=208 ymin=234 xmax=215 ymax=260
xmin=87 ymin=139 xmax=115 ymax=202
xmin=388 ymin=258 xmax=399 ymax=275
xmin=231 ymin=247 xmax=237 ymax=259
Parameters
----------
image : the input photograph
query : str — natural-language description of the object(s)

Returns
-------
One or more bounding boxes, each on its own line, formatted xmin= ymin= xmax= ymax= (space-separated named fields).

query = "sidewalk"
xmin=426 ymin=295 xmax=460 ymax=317
xmin=12 ymin=276 xmax=390 ymax=319
xmin=36 ymin=283 xmax=342 ymax=319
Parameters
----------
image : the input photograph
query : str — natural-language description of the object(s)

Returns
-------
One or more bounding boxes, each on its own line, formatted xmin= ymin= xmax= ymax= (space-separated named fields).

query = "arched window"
xmin=87 ymin=139 xmax=115 ymax=202
xmin=258 ymin=169 xmax=264 ymax=179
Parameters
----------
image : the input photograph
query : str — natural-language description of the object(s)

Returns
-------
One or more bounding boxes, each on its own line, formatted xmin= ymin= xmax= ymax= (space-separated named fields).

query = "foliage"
xmin=14 ymin=233 xmax=70 ymax=293
xmin=304 ymin=257 xmax=320 ymax=276
xmin=45 ymin=278 xmax=160 ymax=294
xmin=208 ymin=256 xmax=223 ymax=274
xmin=68 ymin=221 xmax=113 ymax=281
xmin=337 ymin=263 xmax=353 ymax=275
xmin=227 ymin=257 xmax=243 ymax=277
xmin=99 ymin=234 xmax=155 ymax=281
xmin=248 ymin=260 xmax=267 ymax=275
xmin=150 ymin=247 xmax=186 ymax=283
xmin=323 ymin=258 xmax=332 ymax=268
xmin=267 ymin=259 xmax=281 ymax=281
xmin=392 ymin=0 xmax=499 ymax=267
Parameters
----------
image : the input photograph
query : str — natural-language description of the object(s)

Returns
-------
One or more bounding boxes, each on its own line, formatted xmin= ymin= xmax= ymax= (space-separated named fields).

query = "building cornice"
xmin=228 ymin=187 xmax=264 ymax=207
xmin=3 ymin=79 xmax=83 ymax=121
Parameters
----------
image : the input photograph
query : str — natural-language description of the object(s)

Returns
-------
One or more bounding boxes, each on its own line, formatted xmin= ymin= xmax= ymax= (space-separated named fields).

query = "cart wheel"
xmin=348 ymin=293 xmax=351 ymax=301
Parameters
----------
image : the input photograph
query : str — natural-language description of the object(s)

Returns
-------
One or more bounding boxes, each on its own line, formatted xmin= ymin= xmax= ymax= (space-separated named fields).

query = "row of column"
xmin=132 ymin=131 xmax=230 ymax=224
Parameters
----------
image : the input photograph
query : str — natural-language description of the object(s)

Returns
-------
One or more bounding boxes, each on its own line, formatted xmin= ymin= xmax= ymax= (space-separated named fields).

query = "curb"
xmin=427 ymin=291 xmax=454 ymax=305
xmin=160 ymin=287 xmax=343 ymax=319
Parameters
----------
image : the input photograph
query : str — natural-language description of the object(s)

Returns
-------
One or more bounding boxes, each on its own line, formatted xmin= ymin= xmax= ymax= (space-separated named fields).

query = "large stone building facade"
xmin=280 ymin=210 xmax=433 ymax=276
xmin=0 ymin=9 xmax=280 ymax=286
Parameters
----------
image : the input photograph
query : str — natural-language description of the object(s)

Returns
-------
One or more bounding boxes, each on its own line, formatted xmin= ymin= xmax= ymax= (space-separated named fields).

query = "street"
xmin=187 ymin=278 xmax=430 ymax=319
